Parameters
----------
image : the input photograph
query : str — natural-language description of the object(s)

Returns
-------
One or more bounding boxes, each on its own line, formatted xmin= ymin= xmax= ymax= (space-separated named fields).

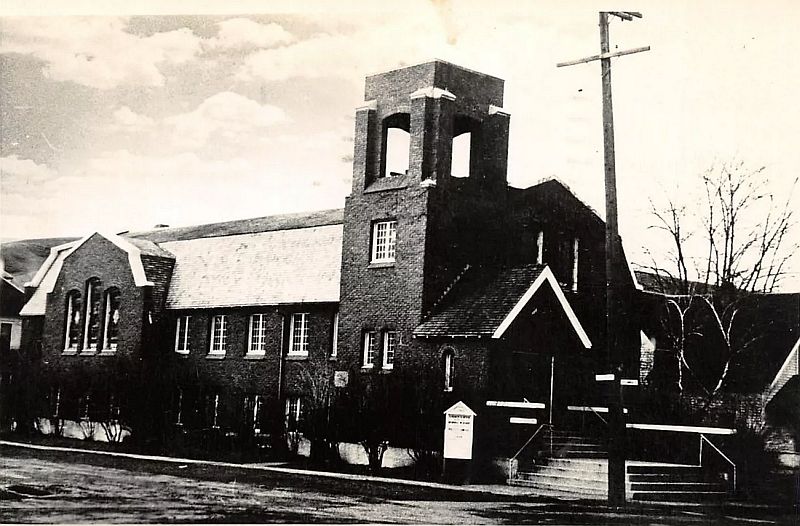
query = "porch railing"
xmin=507 ymin=423 xmax=552 ymax=483
xmin=699 ymin=433 xmax=736 ymax=492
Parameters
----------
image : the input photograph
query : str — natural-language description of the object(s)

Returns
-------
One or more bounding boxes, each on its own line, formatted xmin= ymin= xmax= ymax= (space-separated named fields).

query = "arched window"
xmin=442 ymin=348 xmax=455 ymax=392
xmin=382 ymin=113 xmax=410 ymax=178
xmin=83 ymin=278 xmax=102 ymax=351
xmin=102 ymin=288 xmax=121 ymax=351
xmin=64 ymin=290 xmax=82 ymax=350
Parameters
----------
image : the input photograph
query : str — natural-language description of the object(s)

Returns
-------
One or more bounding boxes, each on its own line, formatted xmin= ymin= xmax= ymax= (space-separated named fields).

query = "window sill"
xmin=98 ymin=349 xmax=116 ymax=357
xmin=62 ymin=349 xmax=78 ymax=356
xmin=360 ymin=365 xmax=375 ymax=372
xmin=244 ymin=353 xmax=266 ymax=360
xmin=286 ymin=354 xmax=308 ymax=361
xmin=368 ymin=261 xmax=395 ymax=269
xmin=328 ymin=356 xmax=338 ymax=361
xmin=379 ymin=368 xmax=394 ymax=375
xmin=79 ymin=349 xmax=97 ymax=356
xmin=205 ymin=353 xmax=226 ymax=360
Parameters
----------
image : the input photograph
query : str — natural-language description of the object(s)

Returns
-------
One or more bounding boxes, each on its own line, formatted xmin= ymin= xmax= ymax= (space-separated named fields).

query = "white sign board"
xmin=443 ymin=401 xmax=476 ymax=460
xmin=334 ymin=370 xmax=349 ymax=388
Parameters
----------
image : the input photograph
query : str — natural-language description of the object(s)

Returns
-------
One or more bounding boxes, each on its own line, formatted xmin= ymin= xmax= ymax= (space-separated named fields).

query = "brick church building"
xmin=9 ymin=61 xmax=671 ymax=468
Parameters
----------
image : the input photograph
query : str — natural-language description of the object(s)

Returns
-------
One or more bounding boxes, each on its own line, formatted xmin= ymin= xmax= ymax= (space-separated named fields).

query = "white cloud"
xmin=0 ymin=156 xmax=58 ymax=195
xmin=0 ymin=17 xmax=202 ymax=89
xmin=164 ymin=92 xmax=288 ymax=150
xmin=236 ymin=15 xmax=445 ymax=83
xmin=207 ymin=18 xmax=294 ymax=50
xmin=111 ymin=106 xmax=155 ymax=132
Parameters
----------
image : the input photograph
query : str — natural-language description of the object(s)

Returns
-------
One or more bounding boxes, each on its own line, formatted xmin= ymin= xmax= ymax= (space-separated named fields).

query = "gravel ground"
xmin=0 ymin=445 xmax=796 ymax=524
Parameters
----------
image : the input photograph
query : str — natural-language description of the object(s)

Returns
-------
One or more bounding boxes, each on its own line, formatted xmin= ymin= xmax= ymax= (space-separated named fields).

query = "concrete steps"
xmin=509 ymin=429 xmax=730 ymax=503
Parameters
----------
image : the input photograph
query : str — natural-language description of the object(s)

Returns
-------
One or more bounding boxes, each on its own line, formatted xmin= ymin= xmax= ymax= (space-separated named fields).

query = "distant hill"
xmin=0 ymin=237 xmax=77 ymax=289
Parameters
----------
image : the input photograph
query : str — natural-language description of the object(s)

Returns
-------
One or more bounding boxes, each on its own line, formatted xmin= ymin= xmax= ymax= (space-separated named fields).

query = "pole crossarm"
xmin=557 ymin=46 xmax=650 ymax=68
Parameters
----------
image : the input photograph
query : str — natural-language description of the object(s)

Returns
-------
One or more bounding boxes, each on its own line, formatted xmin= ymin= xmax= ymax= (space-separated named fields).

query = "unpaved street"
xmin=0 ymin=445 xmax=794 ymax=524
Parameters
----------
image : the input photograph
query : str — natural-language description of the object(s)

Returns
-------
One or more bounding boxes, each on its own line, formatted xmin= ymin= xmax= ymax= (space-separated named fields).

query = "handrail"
xmin=511 ymin=423 xmax=549 ymax=462
xmin=588 ymin=406 xmax=608 ymax=425
xmin=508 ymin=423 xmax=551 ymax=483
xmin=699 ymin=434 xmax=736 ymax=492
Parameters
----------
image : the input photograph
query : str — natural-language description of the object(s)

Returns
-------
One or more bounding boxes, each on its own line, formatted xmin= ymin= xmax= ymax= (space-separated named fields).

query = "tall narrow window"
xmin=371 ymin=220 xmax=397 ymax=263
xmin=443 ymin=349 xmax=454 ymax=392
xmin=536 ymin=231 xmax=544 ymax=265
xmin=102 ymin=288 xmax=121 ymax=351
xmin=244 ymin=394 xmax=264 ymax=434
xmin=330 ymin=311 xmax=339 ymax=359
xmin=209 ymin=315 xmax=227 ymax=355
xmin=175 ymin=388 xmax=184 ymax=425
xmin=383 ymin=331 xmax=397 ymax=370
xmin=289 ymin=313 xmax=309 ymax=356
xmin=285 ymin=396 xmax=304 ymax=433
xmin=363 ymin=331 xmax=378 ymax=368
xmin=175 ymin=315 xmax=191 ymax=354
xmin=64 ymin=291 xmax=82 ymax=350
xmin=83 ymin=278 xmax=102 ymax=351
xmin=248 ymin=313 xmax=268 ymax=356
xmin=571 ymin=237 xmax=580 ymax=292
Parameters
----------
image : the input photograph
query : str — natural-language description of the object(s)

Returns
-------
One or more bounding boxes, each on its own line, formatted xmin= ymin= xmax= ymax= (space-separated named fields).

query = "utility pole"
xmin=557 ymin=11 xmax=649 ymax=508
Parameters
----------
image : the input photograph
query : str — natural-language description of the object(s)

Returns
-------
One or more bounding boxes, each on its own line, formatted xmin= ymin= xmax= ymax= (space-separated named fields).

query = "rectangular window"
xmin=383 ymin=331 xmax=397 ymax=370
xmin=371 ymin=220 xmax=397 ymax=263
xmin=209 ymin=315 xmax=227 ymax=355
xmin=244 ymin=394 xmax=265 ymax=434
xmin=248 ymin=313 xmax=268 ymax=355
xmin=1 ymin=323 xmax=12 ymax=353
xmin=330 ymin=312 xmax=339 ymax=358
xmin=175 ymin=315 xmax=191 ymax=354
xmin=571 ymin=237 xmax=580 ymax=292
xmin=289 ymin=313 xmax=309 ymax=356
xmin=363 ymin=331 xmax=378 ymax=368
xmin=285 ymin=396 xmax=304 ymax=433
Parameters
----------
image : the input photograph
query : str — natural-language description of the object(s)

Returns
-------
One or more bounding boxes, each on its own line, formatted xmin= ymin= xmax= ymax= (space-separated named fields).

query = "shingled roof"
xmin=414 ymin=264 xmax=591 ymax=347
xmin=129 ymin=208 xmax=343 ymax=243
xmin=161 ymin=223 xmax=342 ymax=309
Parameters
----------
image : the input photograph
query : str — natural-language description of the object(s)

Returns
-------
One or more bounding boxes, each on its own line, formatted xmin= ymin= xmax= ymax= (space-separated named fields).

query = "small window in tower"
xmin=451 ymin=132 xmax=472 ymax=178
xmin=371 ymin=220 xmax=397 ymax=263
xmin=383 ymin=113 xmax=410 ymax=178
xmin=451 ymin=115 xmax=479 ymax=179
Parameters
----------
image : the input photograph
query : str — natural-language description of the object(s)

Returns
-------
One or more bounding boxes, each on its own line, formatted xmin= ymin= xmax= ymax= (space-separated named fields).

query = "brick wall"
xmin=41 ymin=235 xmax=146 ymax=371
xmin=165 ymin=303 xmax=337 ymax=431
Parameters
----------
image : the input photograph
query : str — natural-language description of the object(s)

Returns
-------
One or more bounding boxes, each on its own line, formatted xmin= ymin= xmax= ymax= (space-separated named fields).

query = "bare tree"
xmin=644 ymin=162 xmax=797 ymax=407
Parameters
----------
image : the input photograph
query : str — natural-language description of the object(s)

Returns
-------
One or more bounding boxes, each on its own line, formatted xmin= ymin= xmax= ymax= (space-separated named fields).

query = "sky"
xmin=1 ymin=0 xmax=798 ymax=289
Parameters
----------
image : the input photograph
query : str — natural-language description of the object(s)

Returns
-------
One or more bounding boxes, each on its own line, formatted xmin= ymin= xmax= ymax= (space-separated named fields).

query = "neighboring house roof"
xmin=413 ymin=264 xmax=591 ymax=347
xmin=161 ymin=223 xmax=342 ymax=309
xmin=0 ymin=237 xmax=77 ymax=290
xmin=765 ymin=336 xmax=799 ymax=406
xmin=129 ymin=208 xmax=344 ymax=243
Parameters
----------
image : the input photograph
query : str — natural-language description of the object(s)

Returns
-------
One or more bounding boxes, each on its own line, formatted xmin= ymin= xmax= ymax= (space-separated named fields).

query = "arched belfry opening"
xmin=350 ymin=61 xmax=510 ymax=192
xmin=382 ymin=113 xmax=410 ymax=178
xmin=451 ymin=115 xmax=480 ymax=179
